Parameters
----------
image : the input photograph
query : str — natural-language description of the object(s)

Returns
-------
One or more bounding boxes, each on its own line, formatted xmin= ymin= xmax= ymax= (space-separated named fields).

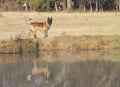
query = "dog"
xmin=26 ymin=17 xmax=52 ymax=38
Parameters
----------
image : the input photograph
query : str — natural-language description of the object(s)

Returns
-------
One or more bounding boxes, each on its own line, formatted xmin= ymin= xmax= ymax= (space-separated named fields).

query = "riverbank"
xmin=0 ymin=35 xmax=120 ymax=54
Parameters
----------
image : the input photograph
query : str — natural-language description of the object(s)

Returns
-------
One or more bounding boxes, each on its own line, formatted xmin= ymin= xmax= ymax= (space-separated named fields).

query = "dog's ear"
xmin=51 ymin=17 xmax=52 ymax=20
xmin=47 ymin=17 xmax=49 ymax=20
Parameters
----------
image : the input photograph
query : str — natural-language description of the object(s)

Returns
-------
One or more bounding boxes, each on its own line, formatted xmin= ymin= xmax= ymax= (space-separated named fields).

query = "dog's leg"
xmin=33 ymin=31 xmax=37 ymax=39
xmin=44 ymin=30 xmax=48 ymax=39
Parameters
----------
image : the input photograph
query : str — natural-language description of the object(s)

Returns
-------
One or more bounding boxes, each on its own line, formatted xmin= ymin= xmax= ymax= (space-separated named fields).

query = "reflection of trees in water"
xmin=66 ymin=60 xmax=120 ymax=87
xmin=0 ymin=56 xmax=64 ymax=87
xmin=0 ymin=56 xmax=33 ymax=87
xmin=0 ymin=50 xmax=120 ymax=87
xmin=0 ymin=54 xmax=21 ymax=64
xmin=0 ymin=49 xmax=120 ymax=64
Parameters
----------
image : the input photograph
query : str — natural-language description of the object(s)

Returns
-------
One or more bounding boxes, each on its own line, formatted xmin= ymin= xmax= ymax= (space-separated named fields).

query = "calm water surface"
xmin=0 ymin=50 xmax=120 ymax=87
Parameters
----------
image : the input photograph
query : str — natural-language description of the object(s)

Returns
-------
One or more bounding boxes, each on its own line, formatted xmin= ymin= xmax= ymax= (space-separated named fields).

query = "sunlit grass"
xmin=0 ymin=35 xmax=120 ymax=54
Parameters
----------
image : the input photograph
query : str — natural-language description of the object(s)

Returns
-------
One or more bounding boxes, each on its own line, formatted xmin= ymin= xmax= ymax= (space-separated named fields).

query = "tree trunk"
xmin=96 ymin=1 xmax=98 ymax=12
xmin=84 ymin=3 xmax=86 ymax=12
xmin=67 ymin=0 xmax=72 ymax=9
xmin=118 ymin=4 xmax=120 ymax=11
xmin=55 ymin=2 xmax=58 ymax=11
xmin=25 ymin=0 xmax=28 ymax=12
xmin=101 ymin=5 xmax=103 ymax=12
xmin=90 ymin=1 xmax=92 ymax=12
xmin=115 ymin=0 xmax=118 ymax=11
xmin=63 ymin=0 xmax=67 ymax=10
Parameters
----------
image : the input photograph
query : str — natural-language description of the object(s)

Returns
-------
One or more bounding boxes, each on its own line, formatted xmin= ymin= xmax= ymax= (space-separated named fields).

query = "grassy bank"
xmin=0 ymin=35 xmax=120 ymax=54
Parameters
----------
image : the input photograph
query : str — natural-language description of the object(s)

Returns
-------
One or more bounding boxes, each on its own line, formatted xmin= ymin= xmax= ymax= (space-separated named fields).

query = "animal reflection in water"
xmin=27 ymin=60 xmax=50 ymax=87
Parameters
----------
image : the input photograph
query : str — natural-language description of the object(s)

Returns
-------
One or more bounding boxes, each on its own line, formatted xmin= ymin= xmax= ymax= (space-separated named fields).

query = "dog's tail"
xmin=24 ymin=16 xmax=32 ymax=25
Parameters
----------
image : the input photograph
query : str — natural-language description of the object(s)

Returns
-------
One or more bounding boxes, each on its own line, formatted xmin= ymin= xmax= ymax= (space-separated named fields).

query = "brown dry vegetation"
xmin=39 ymin=35 xmax=120 ymax=51
xmin=0 ymin=12 xmax=120 ymax=53
xmin=0 ymin=35 xmax=120 ymax=53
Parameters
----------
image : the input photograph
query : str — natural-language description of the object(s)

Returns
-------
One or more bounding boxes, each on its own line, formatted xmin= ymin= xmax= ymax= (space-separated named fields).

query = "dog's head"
xmin=47 ymin=17 xmax=52 ymax=26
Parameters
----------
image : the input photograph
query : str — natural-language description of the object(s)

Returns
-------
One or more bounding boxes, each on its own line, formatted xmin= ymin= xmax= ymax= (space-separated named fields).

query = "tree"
xmin=0 ymin=0 xmax=118 ymax=11
xmin=95 ymin=0 xmax=98 ymax=11
xmin=116 ymin=0 xmax=120 ymax=11
xmin=54 ymin=0 xmax=63 ymax=11
xmin=89 ymin=0 xmax=92 ymax=12
xmin=67 ymin=0 xmax=72 ymax=9
xmin=29 ymin=0 xmax=42 ymax=10
xmin=62 ymin=0 xmax=67 ymax=9
xmin=118 ymin=0 xmax=120 ymax=11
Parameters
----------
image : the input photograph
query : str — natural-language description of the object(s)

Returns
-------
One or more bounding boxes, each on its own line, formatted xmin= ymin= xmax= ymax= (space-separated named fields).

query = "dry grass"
xmin=0 ymin=35 xmax=120 ymax=53
xmin=38 ymin=35 xmax=120 ymax=51
xmin=0 ymin=40 xmax=19 ymax=53
xmin=0 ymin=12 xmax=120 ymax=53
xmin=0 ymin=12 xmax=120 ymax=40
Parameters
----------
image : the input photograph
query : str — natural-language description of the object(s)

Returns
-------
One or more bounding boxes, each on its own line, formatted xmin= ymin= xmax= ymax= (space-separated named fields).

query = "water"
xmin=0 ymin=50 xmax=120 ymax=87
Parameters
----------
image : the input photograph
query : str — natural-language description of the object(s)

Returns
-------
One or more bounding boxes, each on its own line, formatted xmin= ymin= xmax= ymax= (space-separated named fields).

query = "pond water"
xmin=0 ymin=50 xmax=120 ymax=87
